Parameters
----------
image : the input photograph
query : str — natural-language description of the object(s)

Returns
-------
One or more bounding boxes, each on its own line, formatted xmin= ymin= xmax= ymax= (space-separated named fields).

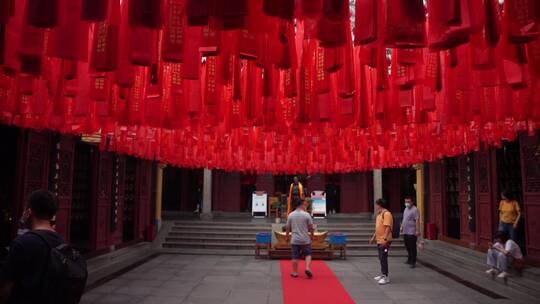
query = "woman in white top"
xmin=486 ymin=231 xmax=523 ymax=279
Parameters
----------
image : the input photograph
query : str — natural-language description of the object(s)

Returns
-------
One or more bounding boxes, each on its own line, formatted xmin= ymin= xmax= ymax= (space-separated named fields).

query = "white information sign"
xmin=311 ymin=191 xmax=327 ymax=218
xmin=252 ymin=191 xmax=268 ymax=217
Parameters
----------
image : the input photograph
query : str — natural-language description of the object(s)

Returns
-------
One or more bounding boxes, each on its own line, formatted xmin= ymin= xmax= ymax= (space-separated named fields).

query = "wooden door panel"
xmin=53 ymin=137 xmax=75 ymax=240
xmin=93 ymin=151 xmax=112 ymax=250
xmin=520 ymin=134 xmax=540 ymax=263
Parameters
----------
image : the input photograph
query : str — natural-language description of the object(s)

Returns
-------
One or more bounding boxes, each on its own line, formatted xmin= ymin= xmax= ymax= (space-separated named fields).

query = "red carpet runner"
xmin=280 ymin=260 xmax=355 ymax=304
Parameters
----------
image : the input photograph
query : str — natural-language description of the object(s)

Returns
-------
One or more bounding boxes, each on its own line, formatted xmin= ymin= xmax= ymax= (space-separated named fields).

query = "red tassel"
xmin=82 ymin=0 xmax=109 ymax=21
xmin=27 ymin=0 xmax=58 ymax=28
xmin=129 ymin=0 xmax=163 ymax=28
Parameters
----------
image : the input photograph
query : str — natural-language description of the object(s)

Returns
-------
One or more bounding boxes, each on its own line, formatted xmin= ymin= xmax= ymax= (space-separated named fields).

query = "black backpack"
xmin=383 ymin=211 xmax=401 ymax=239
xmin=29 ymin=231 xmax=88 ymax=304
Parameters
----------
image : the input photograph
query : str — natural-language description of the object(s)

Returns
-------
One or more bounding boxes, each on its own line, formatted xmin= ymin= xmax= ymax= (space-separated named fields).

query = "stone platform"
xmin=158 ymin=215 xmax=407 ymax=257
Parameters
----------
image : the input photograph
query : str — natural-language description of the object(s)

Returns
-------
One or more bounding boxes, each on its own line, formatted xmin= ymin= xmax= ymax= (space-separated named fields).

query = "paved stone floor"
xmin=81 ymin=254 xmax=537 ymax=304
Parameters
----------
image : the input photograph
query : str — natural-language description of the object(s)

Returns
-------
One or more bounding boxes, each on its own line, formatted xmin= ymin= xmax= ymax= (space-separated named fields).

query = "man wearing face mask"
xmin=401 ymin=196 xmax=420 ymax=268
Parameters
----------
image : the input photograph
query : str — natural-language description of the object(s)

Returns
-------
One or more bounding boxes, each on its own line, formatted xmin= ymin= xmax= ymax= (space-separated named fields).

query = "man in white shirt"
xmin=286 ymin=199 xmax=314 ymax=279
xmin=486 ymin=231 xmax=523 ymax=279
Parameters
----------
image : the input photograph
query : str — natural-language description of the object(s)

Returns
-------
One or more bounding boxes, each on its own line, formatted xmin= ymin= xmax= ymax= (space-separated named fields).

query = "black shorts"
xmin=291 ymin=244 xmax=312 ymax=260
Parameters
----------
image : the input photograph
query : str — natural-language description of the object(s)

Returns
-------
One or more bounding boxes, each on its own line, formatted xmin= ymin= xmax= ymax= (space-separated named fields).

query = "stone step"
xmin=168 ymin=231 xmax=258 ymax=238
xmin=163 ymin=241 xmax=254 ymax=250
xmin=164 ymin=235 xmax=404 ymax=246
xmin=165 ymin=236 xmax=255 ymax=243
xmin=162 ymin=240 xmax=405 ymax=251
xmin=159 ymin=247 xmax=408 ymax=257
xmin=173 ymin=220 xmax=375 ymax=227
xmin=168 ymin=230 xmax=383 ymax=239
xmin=170 ymin=226 xmax=375 ymax=233
xmin=419 ymin=250 xmax=540 ymax=301
xmin=421 ymin=242 xmax=540 ymax=298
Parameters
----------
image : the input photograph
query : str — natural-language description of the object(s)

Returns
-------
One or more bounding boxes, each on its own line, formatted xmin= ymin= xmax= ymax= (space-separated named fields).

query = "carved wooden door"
xmin=93 ymin=151 xmax=113 ymax=251
xmin=474 ymin=149 xmax=493 ymax=248
xmin=519 ymin=134 xmax=540 ymax=262
xmin=50 ymin=136 xmax=75 ymax=240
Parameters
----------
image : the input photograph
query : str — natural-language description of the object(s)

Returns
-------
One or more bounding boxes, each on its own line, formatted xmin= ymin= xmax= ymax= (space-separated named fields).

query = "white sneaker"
xmin=377 ymin=276 xmax=390 ymax=285
xmin=497 ymin=272 xmax=510 ymax=279
xmin=373 ymin=275 xmax=384 ymax=281
xmin=485 ymin=268 xmax=498 ymax=275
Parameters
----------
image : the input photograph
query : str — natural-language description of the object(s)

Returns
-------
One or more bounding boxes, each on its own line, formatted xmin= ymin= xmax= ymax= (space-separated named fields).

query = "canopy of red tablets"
xmin=1 ymin=0 xmax=539 ymax=173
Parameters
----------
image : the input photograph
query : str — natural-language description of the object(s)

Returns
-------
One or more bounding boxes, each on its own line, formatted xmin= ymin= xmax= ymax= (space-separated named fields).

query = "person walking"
xmin=401 ymin=196 xmax=420 ymax=268
xmin=370 ymin=198 xmax=393 ymax=285
xmin=498 ymin=191 xmax=521 ymax=240
xmin=286 ymin=199 xmax=315 ymax=279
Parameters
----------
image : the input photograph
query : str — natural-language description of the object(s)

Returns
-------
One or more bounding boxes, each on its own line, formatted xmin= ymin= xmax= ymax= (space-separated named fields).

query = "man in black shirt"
xmin=0 ymin=190 xmax=64 ymax=304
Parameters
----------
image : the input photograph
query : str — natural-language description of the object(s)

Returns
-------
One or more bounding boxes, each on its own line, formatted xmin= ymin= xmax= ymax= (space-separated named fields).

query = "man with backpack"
xmin=369 ymin=198 xmax=395 ymax=285
xmin=0 ymin=190 xmax=87 ymax=304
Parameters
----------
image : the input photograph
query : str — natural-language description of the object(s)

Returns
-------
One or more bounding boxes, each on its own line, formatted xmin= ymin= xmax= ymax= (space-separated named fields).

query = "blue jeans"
xmin=498 ymin=222 xmax=516 ymax=240
xmin=487 ymin=248 xmax=513 ymax=272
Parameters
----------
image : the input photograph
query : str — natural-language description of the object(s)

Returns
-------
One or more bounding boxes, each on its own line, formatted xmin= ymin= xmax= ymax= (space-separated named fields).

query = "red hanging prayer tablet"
xmin=82 ymin=0 xmax=109 ymax=21
xmin=26 ymin=0 xmax=58 ymax=28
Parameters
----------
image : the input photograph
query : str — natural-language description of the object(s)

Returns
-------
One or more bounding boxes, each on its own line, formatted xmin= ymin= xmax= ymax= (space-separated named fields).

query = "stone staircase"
xmin=419 ymin=240 xmax=540 ymax=302
xmin=160 ymin=218 xmax=407 ymax=257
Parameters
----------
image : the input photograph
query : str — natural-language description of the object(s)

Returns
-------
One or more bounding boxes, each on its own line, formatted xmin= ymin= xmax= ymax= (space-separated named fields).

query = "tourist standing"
xmin=401 ymin=196 xmax=420 ymax=268
xmin=498 ymin=191 xmax=521 ymax=240
xmin=286 ymin=199 xmax=314 ymax=278
xmin=370 ymin=199 xmax=393 ymax=285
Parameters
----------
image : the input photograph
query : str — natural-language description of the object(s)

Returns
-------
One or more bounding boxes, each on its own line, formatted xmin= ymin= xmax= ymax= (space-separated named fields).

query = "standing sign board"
xmin=311 ymin=191 xmax=327 ymax=218
xmin=252 ymin=191 xmax=268 ymax=217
